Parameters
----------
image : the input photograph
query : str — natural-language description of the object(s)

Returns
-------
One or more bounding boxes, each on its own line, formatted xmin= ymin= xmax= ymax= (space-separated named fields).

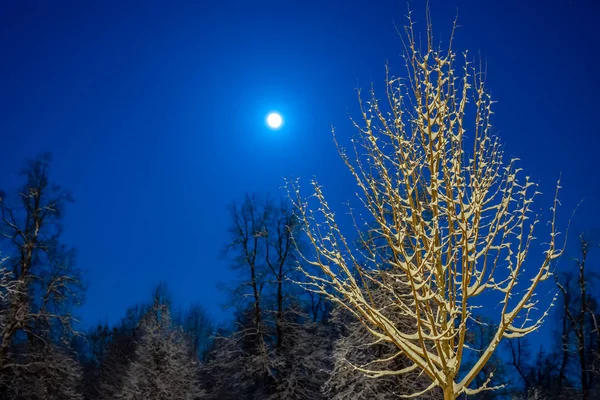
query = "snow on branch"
xmin=286 ymin=9 xmax=564 ymax=400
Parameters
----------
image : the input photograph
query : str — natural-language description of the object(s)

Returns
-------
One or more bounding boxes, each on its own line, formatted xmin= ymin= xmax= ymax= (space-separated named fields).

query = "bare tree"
xmin=0 ymin=154 xmax=83 ymax=396
xmin=207 ymin=194 xmax=327 ymax=399
xmin=462 ymin=316 xmax=507 ymax=399
xmin=228 ymin=195 xmax=270 ymax=358
xmin=574 ymin=236 xmax=591 ymax=400
xmin=182 ymin=304 xmax=213 ymax=360
xmin=1 ymin=343 xmax=83 ymax=400
xmin=202 ymin=195 xmax=280 ymax=399
xmin=555 ymin=233 xmax=599 ymax=399
xmin=507 ymin=337 xmax=533 ymax=395
xmin=0 ymin=256 xmax=17 ymax=336
xmin=287 ymin=11 xmax=564 ymax=400
xmin=264 ymin=199 xmax=297 ymax=354
xmin=555 ymin=273 xmax=574 ymax=393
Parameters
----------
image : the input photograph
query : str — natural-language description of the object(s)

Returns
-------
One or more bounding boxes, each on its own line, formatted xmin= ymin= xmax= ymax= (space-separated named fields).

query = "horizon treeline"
xmin=0 ymin=154 xmax=598 ymax=399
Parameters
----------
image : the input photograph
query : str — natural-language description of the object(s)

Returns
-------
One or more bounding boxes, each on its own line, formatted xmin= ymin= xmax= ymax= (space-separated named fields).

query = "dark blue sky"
xmin=0 ymin=0 xmax=598 ymax=336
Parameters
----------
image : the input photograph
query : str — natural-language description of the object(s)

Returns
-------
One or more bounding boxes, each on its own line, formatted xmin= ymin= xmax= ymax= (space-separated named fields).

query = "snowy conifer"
xmin=117 ymin=304 xmax=204 ymax=400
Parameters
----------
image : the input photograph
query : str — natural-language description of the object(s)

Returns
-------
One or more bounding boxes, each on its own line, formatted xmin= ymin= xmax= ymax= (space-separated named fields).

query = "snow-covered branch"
xmin=287 ymin=10 xmax=563 ymax=400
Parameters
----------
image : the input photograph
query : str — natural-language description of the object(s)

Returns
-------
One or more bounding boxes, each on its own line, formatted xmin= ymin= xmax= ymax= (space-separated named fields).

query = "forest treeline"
xmin=0 ymin=154 xmax=598 ymax=399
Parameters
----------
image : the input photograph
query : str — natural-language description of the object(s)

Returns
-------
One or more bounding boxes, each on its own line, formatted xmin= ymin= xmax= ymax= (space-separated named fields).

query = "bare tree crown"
xmin=287 ymin=11 xmax=564 ymax=399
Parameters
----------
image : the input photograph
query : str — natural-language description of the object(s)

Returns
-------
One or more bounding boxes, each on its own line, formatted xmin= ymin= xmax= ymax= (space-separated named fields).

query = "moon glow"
xmin=266 ymin=112 xmax=283 ymax=129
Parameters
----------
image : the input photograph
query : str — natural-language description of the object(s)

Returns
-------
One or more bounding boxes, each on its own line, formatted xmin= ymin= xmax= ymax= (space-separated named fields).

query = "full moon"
xmin=266 ymin=112 xmax=283 ymax=129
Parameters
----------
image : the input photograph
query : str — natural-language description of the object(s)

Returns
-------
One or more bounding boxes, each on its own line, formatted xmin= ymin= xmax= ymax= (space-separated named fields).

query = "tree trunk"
xmin=276 ymin=274 xmax=283 ymax=350
xmin=558 ymin=281 xmax=570 ymax=392
xmin=443 ymin=385 xmax=455 ymax=400
xmin=578 ymin=237 xmax=589 ymax=400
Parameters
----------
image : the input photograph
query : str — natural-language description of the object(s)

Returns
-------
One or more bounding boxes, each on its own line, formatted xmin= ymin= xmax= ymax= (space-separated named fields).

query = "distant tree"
xmin=506 ymin=337 xmax=535 ymax=396
xmin=462 ymin=316 xmax=508 ymax=399
xmin=512 ymin=388 xmax=546 ymax=400
xmin=93 ymin=284 xmax=165 ymax=399
xmin=555 ymin=233 xmax=600 ymax=400
xmin=555 ymin=273 xmax=575 ymax=394
xmin=181 ymin=304 xmax=213 ymax=360
xmin=203 ymin=308 xmax=273 ymax=400
xmin=1 ymin=343 xmax=83 ymax=400
xmin=204 ymin=302 xmax=330 ymax=400
xmin=206 ymin=194 xmax=329 ymax=399
xmin=94 ymin=307 xmax=143 ymax=400
xmin=116 ymin=302 xmax=204 ymax=400
xmin=80 ymin=323 xmax=112 ymax=399
xmin=266 ymin=301 xmax=330 ymax=400
xmin=89 ymin=283 xmax=206 ymax=400
xmin=287 ymin=11 xmax=565 ymax=399
xmin=0 ymin=256 xmax=16 ymax=339
xmin=224 ymin=193 xmax=272 ymax=388
xmin=0 ymin=154 xmax=84 ymax=397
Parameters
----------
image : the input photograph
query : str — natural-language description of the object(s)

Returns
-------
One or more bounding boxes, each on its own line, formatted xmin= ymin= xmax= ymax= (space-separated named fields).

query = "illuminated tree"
xmin=323 ymin=290 xmax=439 ymax=399
xmin=287 ymin=11 xmax=565 ymax=400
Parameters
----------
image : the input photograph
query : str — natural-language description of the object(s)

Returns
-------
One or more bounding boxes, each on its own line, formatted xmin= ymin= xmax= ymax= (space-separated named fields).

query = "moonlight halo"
xmin=266 ymin=112 xmax=283 ymax=129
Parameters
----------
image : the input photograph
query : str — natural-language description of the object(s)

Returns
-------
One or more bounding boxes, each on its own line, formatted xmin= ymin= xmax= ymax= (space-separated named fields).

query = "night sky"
xmin=0 ymin=0 xmax=598 ymax=341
